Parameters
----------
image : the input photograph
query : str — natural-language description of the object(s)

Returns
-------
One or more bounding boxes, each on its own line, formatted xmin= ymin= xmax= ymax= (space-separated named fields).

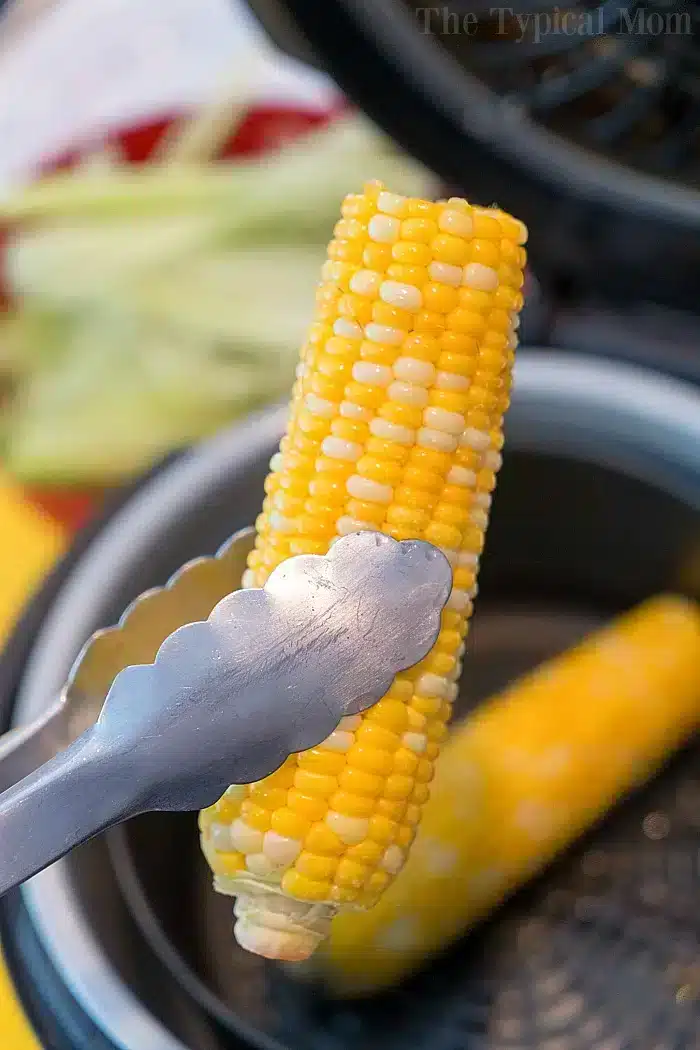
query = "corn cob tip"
xmin=229 ymin=885 xmax=336 ymax=962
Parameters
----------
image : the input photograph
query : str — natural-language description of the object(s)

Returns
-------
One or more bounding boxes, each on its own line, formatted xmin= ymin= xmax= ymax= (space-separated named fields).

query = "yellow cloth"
xmin=0 ymin=473 xmax=67 ymax=1048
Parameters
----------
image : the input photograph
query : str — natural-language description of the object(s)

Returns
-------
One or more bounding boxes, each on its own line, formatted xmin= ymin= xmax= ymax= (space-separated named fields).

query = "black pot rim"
xmin=270 ymin=0 xmax=700 ymax=227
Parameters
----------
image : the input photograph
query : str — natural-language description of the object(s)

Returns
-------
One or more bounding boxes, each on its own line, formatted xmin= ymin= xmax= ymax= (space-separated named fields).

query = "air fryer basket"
xmin=246 ymin=0 xmax=700 ymax=310
xmin=3 ymin=353 xmax=700 ymax=1050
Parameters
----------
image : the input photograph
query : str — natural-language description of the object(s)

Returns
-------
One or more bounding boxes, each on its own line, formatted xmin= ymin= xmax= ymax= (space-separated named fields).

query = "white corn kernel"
xmin=381 ymin=845 xmax=406 ymax=875
xmin=447 ymin=465 xmax=477 ymax=487
xmin=388 ymin=381 xmax=429 ymax=408
xmin=347 ymin=475 xmax=393 ymax=504
xmin=369 ymin=418 xmax=416 ymax=445
xmin=352 ymin=362 xmax=393 ymax=387
xmin=439 ymin=548 xmax=459 ymax=567
xmin=305 ymin=393 xmax=336 ymax=418
xmin=447 ymin=588 xmax=472 ymax=613
xmin=428 ymin=261 xmax=463 ymax=286
xmin=263 ymin=832 xmax=302 ymax=867
xmin=241 ymin=569 xmax=257 ymax=590
xmin=447 ymin=661 xmax=463 ymax=682
xmin=393 ymin=357 xmax=436 ymax=385
xmin=210 ymin=823 xmax=234 ymax=851
xmin=463 ymin=263 xmax=499 ymax=292
xmin=484 ymin=450 xmax=502 ymax=471
xmin=368 ymin=214 xmax=400 ymax=243
xmin=423 ymin=406 xmax=465 ymax=435
xmin=224 ymin=784 xmax=248 ymax=801
xmin=326 ymin=812 xmax=369 ymax=845
xmin=475 ymin=492 xmax=491 ymax=510
xmin=269 ymin=512 xmax=296 ymax=534
xmin=402 ymin=732 xmax=428 ymax=754
xmin=334 ymin=318 xmax=363 ymax=340
xmin=436 ymin=370 xmax=470 ymax=392
xmin=295 ymin=363 xmax=309 ymax=379
xmin=230 ymin=820 xmax=264 ymax=854
xmin=245 ymin=853 xmax=277 ymax=877
xmin=339 ymin=715 xmax=362 ymax=731
xmin=269 ymin=452 xmax=284 ymax=472
xmin=458 ymin=550 xmax=479 ymax=568
xmin=438 ymin=208 xmax=473 ymax=237
xmin=460 ymin=427 xmax=490 ymax=451
xmin=378 ymin=191 xmax=407 ymax=216
xmin=471 ymin=508 xmax=489 ymax=529
xmin=340 ymin=400 xmax=372 ymax=421
xmin=336 ymin=516 xmax=375 ymax=536
xmin=323 ymin=730 xmax=355 ymax=752
xmin=321 ymin=436 xmax=363 ymax=461
xmin=350 ymin=270 xmax=382 ymax=297
xmin=508 ymin=332 xmax=518 ymax=350
xmin=415 ymin=673 xmax=449 ymax=698
xmin=445 ymin=682 xmax=459 ymax=703
xmin=365 ymin=323 xmax=405 ymax=346
xmin=417 ymin=427 xmax=459 ymax=453
xmin=380 ymin=280 xmax=422 ymax=311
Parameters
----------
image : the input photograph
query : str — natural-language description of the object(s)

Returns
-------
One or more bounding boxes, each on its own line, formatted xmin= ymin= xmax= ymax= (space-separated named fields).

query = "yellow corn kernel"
xmin=345 ymin=840 xmax=383 ymax=865
xmin=322 ymin=595 xmax=700 ymax=994
xmin=281 ymin=870 xmax=331 ymax=901
xmin=306 ymin=822 xmax=346 ymax=856
xmin=295 ymin=853 xmax=338 ymax=881
xmin=288 ymin=789 xmax=329 ymax=822
xmin=270 ymin=808 xmax=310 ymax=839
xmin=208 ymin=851 xmax=246 ymax=877
xmin=368 ymin=814 xmax=399 ymax=845
xmin=296 ymin=748 xmax=347 ymax=776
xmin=392 ymin=241 xmax=432 ymax=266
xmin=199 ymin=184 xmax=527 ymax=962
xmin=376 ymin=798 xmax=408 ymax=821
xmin=293 ymin=770 xmax=338 ymax=798
xmin=338 ymin=767 xmax=384 ymax=797
xmin=239 ymin=802 xmax=272 ymax=832
xmin=347 ymin=745 xmax=394 ymax=776
xmin=335 ymin=858 xmax=370 ymax=889
xmin=329 ymin=791 xmax=375 ymax=818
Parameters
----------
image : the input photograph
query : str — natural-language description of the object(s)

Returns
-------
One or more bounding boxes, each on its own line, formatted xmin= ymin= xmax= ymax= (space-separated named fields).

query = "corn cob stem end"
xmin=215 ymin=879 xmax=337 ymax=961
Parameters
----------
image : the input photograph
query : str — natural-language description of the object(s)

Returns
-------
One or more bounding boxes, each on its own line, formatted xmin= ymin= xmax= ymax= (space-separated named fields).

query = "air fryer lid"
xmin=245 ymin=0 xmax=700 ymax=310
xmin=4 ymin=352 xmax=700 ymax=1050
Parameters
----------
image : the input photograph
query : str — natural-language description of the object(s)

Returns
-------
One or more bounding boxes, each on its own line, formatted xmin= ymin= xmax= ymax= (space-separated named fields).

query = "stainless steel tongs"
xmin=0 ymin=529 xmax=451 ymax=898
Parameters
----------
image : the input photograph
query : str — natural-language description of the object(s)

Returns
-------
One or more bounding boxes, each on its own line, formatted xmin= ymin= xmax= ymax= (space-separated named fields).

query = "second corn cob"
xmin=317 ymin=595 xmax=700 ymax=995
xmin=198 ymin=182 xmax=527 ymax=961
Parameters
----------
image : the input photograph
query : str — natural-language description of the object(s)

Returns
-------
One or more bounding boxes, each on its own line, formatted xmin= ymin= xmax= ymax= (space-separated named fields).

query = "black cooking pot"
xmin=2 ymin=350 xmax=700 ymax=1050
xmin=243 ymin=0 xmax=700 ymax=313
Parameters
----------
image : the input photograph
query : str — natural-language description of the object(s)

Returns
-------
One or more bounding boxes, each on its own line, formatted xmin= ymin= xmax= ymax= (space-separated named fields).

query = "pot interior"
xmin=99 ymin=442 xmax=700 ymax=1050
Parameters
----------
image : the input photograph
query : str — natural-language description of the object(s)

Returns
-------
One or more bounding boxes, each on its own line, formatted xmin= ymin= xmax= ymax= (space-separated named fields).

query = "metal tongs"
xmin=0 ymin=529 xmax=451 ymax=898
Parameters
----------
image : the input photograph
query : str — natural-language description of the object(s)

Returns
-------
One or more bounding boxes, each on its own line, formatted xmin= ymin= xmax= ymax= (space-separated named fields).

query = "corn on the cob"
xmin=198 ymin=182 xmax=527 ymax=961
xmin=315 ymin=594 xmax=700 ymax=994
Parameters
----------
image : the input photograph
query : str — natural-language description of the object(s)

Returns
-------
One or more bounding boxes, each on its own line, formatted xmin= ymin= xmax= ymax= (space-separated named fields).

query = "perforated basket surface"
xmin=259 ymin=742 xmax=700 ymax=1050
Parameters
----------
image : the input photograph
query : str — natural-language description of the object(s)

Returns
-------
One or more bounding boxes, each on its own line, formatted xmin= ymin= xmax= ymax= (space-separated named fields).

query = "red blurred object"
xmin=21 ymin=487 xmax=106 ymax=532
xmin=9 ymin=101 xmax=341 ymax=530
xmin=52 ymin=103 xmax=343 ymax=169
